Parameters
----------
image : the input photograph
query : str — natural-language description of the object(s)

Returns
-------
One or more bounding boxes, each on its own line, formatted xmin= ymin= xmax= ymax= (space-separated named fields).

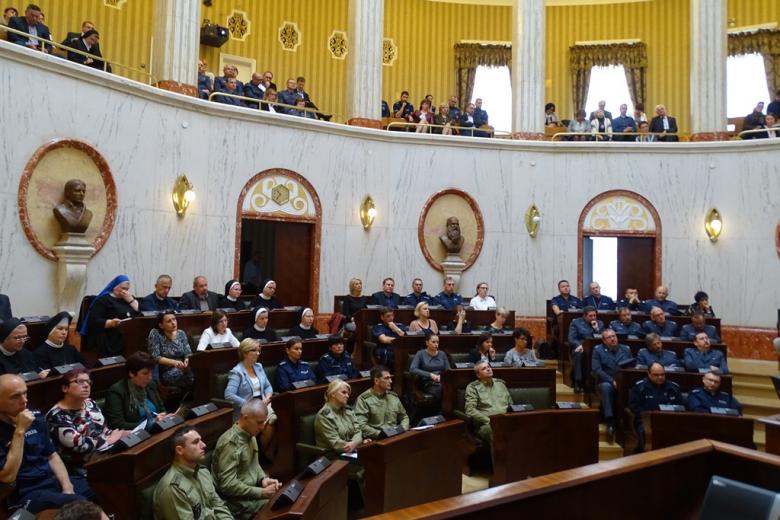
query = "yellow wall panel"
xmin=728 ymin=0 xmax=780 ymax=28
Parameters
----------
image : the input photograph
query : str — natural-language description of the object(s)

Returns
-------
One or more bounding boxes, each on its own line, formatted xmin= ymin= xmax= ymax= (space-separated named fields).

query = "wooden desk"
xmin=364 ymin=440 xmax=780 ymax=519
xmin=257 ymin=460 xmax=348 ymax=520
xmin=26 ymin=364 xmax=126 ymax=411
xmin=359 ymin=420 xmax=466 ymax=516
xmin=85 ymin=408 xmax=233 ymax=520
xmin=760 ymin=414 xmax=780 ymax=456
xmin=644 ymin=411 xmax=755 ymax=451
xmin=490 ymin=408 xmax=600 ymax=486
xmin=441 ymin=368 xmax=556 ymax=418
xmin=271 ymin=378 xmax=372 ymax=481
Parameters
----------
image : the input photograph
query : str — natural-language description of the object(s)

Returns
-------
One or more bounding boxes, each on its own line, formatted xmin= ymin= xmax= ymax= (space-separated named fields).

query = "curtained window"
xmin=584 ymin=65 xmax=634 ymax=118
xmin=569 ymin=42 xmax=647 ymax=116
xmin=471 ymin=66 xmax=512 ymax=132
xmin=728 ymin=29 xmax=780 ymax=101
xmin=726 ymin=53 xmax=769 ymax=117
xmin=454 ymin=43 xmax=511 ymax=112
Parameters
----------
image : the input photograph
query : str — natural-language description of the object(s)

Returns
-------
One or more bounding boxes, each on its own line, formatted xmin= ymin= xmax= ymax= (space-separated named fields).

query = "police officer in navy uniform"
xmin=636 ymin=333 xmax=680 ymax=368
xmin=371 ymin=308 xmax=406 ymax=366
xmin=616 ymin=287 xmax=643 ymax=312
xmin=551 ymin=279 xmax=582 ymax=315
xmin=318 ymin=335 xmax=359 ymax=383
xmin=642 ymin=306 xmax=679 ymax=337
xmin=434 ymin=277 xmax=463 ymax=310
xmin=403 ymin=278 xmax=433 ymax=307
xmin=686 ymin=371 xmax=742 ymax=415
xmin=591 ymin=329 xmax=634 ymax=441
xmin=609 ymin=307 xmax=644 ymax=337
xmin=567 ymin=306 xmax=604 ymax=393
xmin=628 ymin=363 xmax=683 ymax=453
xmin=683 ymin=332 xmax=729 ymax=374
xmin=274 ymin=337 xmax=315 ymax=392
xmin=583 ymin=282 xmax=616 ymax=311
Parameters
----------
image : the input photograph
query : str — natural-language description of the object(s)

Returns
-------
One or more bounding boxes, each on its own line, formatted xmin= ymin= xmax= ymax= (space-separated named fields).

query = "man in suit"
xmin=473 ymin=98 xmax=490 ymax=137
xmin=197 ymin=59 xmax=213 ymax=100
xmin=276 ymin=78 xmax=300 ymax=114
xmin=589 ymin=100 xmax=612 ymax=122
xmin=296 ymin=76 xmax=331 ymax=121
xmin=7 ymin=4 xmax=52 ymax=53
xmin=243 ymin=72 xmax=266 ymax=108
xmin=649 ymin=104 xmax=678 ymax=142
xmin=60 ymin=20 xmax=93 ymax=46
xmin=179 ymin=276 xmax=221 ymax=311
xmin=213 ymin=65 xmax=243 ymax=94
xmin=66 ymin=29 xmax=109 ymax=72
xmin=212 ymin=77 xmax=244 ymax=106
xmin=0 ymin=293 xmax=11 ymax=321
xmin=370 ymin=278 xmax=401 ymax=308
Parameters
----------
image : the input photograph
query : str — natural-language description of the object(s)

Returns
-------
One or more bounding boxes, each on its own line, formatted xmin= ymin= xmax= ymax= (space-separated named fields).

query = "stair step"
xmin=733 ymin=380 xmax=777 ymax=400
xmin=598 ymin=441 xmax=623 ymax=461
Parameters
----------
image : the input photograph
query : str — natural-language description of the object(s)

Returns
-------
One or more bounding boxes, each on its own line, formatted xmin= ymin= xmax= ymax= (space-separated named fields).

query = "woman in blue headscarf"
xmin=80 ymin=275 xmax=140 ymax=357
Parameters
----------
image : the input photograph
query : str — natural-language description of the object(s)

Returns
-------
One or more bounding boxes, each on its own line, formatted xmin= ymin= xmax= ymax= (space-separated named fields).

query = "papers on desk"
xmin=96 ymin=442 xmax=114 ymax=453
xmin=339 ymin=452 xmax=358 ymax=461
xmin=133 ymin=419 xmax=148 ymax=433
xmin=411 ymin=425 xmax=434 ymax=431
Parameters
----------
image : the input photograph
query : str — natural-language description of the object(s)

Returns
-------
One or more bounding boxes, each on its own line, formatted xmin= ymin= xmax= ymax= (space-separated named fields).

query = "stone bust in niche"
xmin=439 ymin=216 xmax=464 ymax=255
xmin=53 ymin=179 xmax=93 ymax=234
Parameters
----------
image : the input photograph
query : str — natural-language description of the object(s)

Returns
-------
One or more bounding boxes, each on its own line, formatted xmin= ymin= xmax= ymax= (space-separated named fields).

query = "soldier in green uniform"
xmin=153 ymin=425 xmax=233 ymax=520
xmin=464 ymin=360 xmax=512 ymax=444
xmin=353 ymin=365 xmax=410 ymax=439
xmin=314 ymin=379 xmax=363 ymax=456
xmin=212 ymin=399 xmax=282 ymax=519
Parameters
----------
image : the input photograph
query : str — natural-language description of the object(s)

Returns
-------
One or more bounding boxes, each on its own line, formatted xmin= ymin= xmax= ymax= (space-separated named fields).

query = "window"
xmin=584 ymin=65 xmax=633 ymax=118
xmin=470 ymin=65 xmax=512 ymax=134
xmin=727 ymin=53 xmax=769 ymax=118
xmin=585 ymin=237 xmax=618 ymax=300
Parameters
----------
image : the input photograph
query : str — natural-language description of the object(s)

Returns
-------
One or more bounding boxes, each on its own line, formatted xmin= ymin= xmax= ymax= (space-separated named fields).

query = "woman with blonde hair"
xmin=408 ymin=301 xmax=439 ymax=334
xmin=314 ymin=379 xmax=363 ymax=455
xmin=341 ymin=277 xmax=368 ymax=319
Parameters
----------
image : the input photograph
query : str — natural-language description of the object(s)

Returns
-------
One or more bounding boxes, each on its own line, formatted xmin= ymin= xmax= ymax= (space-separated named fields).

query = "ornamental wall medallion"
xmin=328 ymin=30 xmax=347 ymax=60
xmin=241 ymin=173 xmax=316 ymax=218
xmin=227 ymin=10 xmax=250 ymax=41
xmin=582 ymin=194 xmax=656 ymax=232
xmin=383 ymin=38 xmax=397 ymax=66
xmin=279 ymin=21 xmax=301 ymax=52
xmin=103 ymin=0 xmax=126 ymax=9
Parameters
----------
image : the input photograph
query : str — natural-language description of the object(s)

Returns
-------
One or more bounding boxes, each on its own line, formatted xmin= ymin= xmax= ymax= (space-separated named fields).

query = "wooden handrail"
xmin=737 ymin=126 xmax=780 ymax=139
xmin=552 ymin=130 xmax=685 ymax=141
xmin=206 ymin=90 xmax=328 ymax=118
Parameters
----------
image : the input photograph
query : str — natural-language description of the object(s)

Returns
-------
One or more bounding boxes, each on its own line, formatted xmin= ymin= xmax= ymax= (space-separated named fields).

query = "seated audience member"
xmin=589 ymin=100 xmax=612 ymax=121
xmin=295 ymin=76 xmax=330 ymax=121
xmin=686 ymin=371 xmax=741 ymax=415
xmin=567 ymin=109 xmax=590 ymax=140
xmin=504 ymin=328 xmax=537 ymax=366
xmin=2 ymin=7 xmax=18 ymax=27
xmin=291 ymin=97 xmax=316 ymax=119
xmin=0 ymin=318 xmax=48 ymax=377
xmin=197 ymin=310 xmax=240 ymax=351
xmin=372 ymin=308 xmax=405 ymax=365
xmin=225 ymin=339 xmax=274 ymax=422
xmin=392 ymin=90 xmax=414 ymax=120
xmin=590 ymin=109 xmax=612 ymax=141
xmin=241 ymin=251 xmax=263 ymax=293
xmin=633 ymin=102 xmax=648 ymax=123
xmin=684 ymin=332 xmax=728 ymax=374
xmin=80 ymin=274 xmax=140 ymax=357
xmin=252 ymin=279 xmax=282 ymax=310
xmin=354 ymin=365 xmax=409 ymax=440
xmin=33 ymin=312 xmax=86 ymax=371
xmin=139 ymin=274 xmax=179 ymax=312
xmin=459 ymin=102 xmax=477 ymax=137
xmin=551 ymin=279 xmax=583 ymax=315
xmin=148 ymin=311 xmax=194 ymax=398
xmin=435 ymin=276 xmax=463 ymax=310
xmin=45 ymin=368 xmax=129 ymax=474
xmin=468 ymin=332 xmax=496 ymax=364
xmin=688 ymin=290 xmax=715 ymax=317
xmin=567 ymin=306 xmax=605 ymax=392
xmin=433 ymin=104 xmax=454 ymax=135
xmin=342 ymin=277 xmax=368 ymax=320
xmin=63 ymin=21 xmax=96 ymax=48
xmin=260 ymin=70 xmax=276 ymax=91
xmin=276 ymin=78 xmax=299 ymax=113
xmin=7 ymin=4 xmax=52 ymax=52
xmin=212 ymin=77 xmax=245 ymax=106
xmin=242 ymin=72 xmax=266 ymax=108
xmin=635 ymin=120 xmax=656 ymax=142
xmin=643 ymin=285 xmax=679 ymax=315
xmin=592 ymin=329 xmax=634 ymax=439
xmin=680 ymin=312 xmax=720 ymax=342
xmin=449 ymin=304 xmax=472 ymax=334
xmin=275 ymin=337 xmax=314 ymax=391
xmin=53 ymin=500 xmax=109 ymax=520
xmin=649 ymin=104 xmax=679 ymax=142
xmin=411 ymin=99 xmax=434 ymax=133
xmin=628 ymin=363 xmax=683 ymax=452
xmin=408 ymin=301 xmax=439 ymax=334
xmin=616 ymin=287 xmax=644 ymax=311
xmin=0 ymin=292 xmax=11 ymax=321
xmin=103 ymin=352 xmax=172 ymax=430
xmin=473 ymin=98 xmax=490 ymax=137
xmin=465 ymin=360 xmax=512 ymax=444
xmin=213 ymin=64 xmax=242 ymax=93
xmin=470 ymin=282 xmax=496 ymax=310
xmin=260 ymin=87 xmax=280 ymax=113
xmin=409 ymin=332 xmax=450 ymax=401
xmin=742 ymin=101 xmax=766 ymax=139
xmin=611 ymin=103 xmax=637 ymax=141
xmin=314 ymin=380 xmax=363 ymax=457
xmin=583 ymin=281 xmax=616 ymax=311
xmin=242 ymin=307 xmax=279 ymax=343
xmin=636 ymin=333 xmax=680 ymax=368
xmin=220 ymin=279 xmax=247 ymax=311
xmin=642 ymin=306 xmax=679 ymax=337
xmin=763 ymin=113 xmax=780 ymax=138
xmin=544 ymin=102 xmax=560 ymax=126
xmin=446 ymin=95 xmax=462 ymax=122
xmin=0 ymin=374 xmax=95 ymax=513
xmin=381 ymin=100 xmax=390 ymax=118
xmin=318 ymin=335 xmax=359 ymax=382
xmin=487 ymin=307 xmax=511 ymax=333
xmin=212 ymin=400 xmax=281 ymax=519
xmin=609 ymin=307 xmax=644 ymax=337
xmin=179 ymin=275 xmax=220 ymax=311
xmin=66 ymin=29 xmax=108 ymax=71
xmin=289 ymin=307 xmax=318 ymax=340
xmin=153 ymin=426 xmax=232 ymax=520
xmin=197 ymin=59 xmax=212 ymax=100
xmin=370 ymin=277 xmax=401 ymax=308
xmin=403 ymin=278 xmax=432 ymax=307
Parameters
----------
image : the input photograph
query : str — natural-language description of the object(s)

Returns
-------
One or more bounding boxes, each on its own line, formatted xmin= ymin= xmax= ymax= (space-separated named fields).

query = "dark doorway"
xmin=239 ymin=219 xmax=313 ymax=307
xmin=581 ymin=236 xmax=655 ymax=301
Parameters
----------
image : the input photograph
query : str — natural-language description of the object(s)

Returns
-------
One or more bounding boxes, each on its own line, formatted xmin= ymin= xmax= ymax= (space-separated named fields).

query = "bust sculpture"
xmin=53 ymin=179 xmax=93 ymax=234
xmin=439 ymin=216 xmax=465 ymax=255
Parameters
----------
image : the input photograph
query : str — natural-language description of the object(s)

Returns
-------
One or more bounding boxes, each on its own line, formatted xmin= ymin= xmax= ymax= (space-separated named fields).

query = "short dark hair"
xmin=476 ymin=332 xmax=492 ymax=348
xmin=296 ymin=76 xmax=305 ymax=82
xmin=582 ymin=305 xmax=597 ymax=314
xmin=126 ymin=351 xmax=156 ymax=375
xmin=26 ymin=4 xmax=41 ymax=13
xmin=156 ymin=310 xmax=176 ymax=328
xmin=370 ymin=365 xmax=388 ymax=381
xmin=400 ymin=90 xmax=409 ymax=96
xmin=210 ymin=309 xmax=228 ymax=329
xmin=286 ymin=336 xmax=302 ymax=349
xmin=545 ymin=102 xmax=555 ymax=111
xmin=53 ymin=501 xmax=104 ymax=520
xmin=694 ymin=291 xmax=709 ymax=303
xmin=61 ymin=368 xmax=89 ymax=391
xmin=513 ymin=327 xmax=531 ymax=342
xmin=172 ymin=425 xmax=197 ymax=450
xmin=379 ymin=307 xmax=393 ymax=317
xmin=691 ymin=311 xmax=706 ymax=319
xmin=382 ymin=277 xmax=394 ymax=285
xmin=3 ymin=7 xmax=17 ymax=16
xmin=557 ymin=279 xmax=569 ymax=289
xmin=638 ymin=120 xmax=649 ymax=128
xmin=328 ymin=334 xmax=344 ymax=346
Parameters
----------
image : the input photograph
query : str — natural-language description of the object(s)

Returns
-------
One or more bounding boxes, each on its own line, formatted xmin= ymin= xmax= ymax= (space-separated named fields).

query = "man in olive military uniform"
xmin=153 ymin=425 xmax=233 ymax=520
xmin=628 ymin=362 xmax=683 ymax=453
xmin=464 ymin=361 xmax=513 ymax=444
xmin=212 ymin=399 xmax=281 ymax=519
xmin=354 ymin=365 xmax=410 ymax=439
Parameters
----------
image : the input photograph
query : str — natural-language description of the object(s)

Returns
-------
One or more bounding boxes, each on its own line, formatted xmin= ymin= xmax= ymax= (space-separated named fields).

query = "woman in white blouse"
xmin=197 ymin=310 xmax=240 ymax=351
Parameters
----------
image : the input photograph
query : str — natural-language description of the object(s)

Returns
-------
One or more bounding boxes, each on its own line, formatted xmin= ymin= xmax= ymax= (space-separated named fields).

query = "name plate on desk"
xmin=302 ymin=456 xmax=331 ymax=477
xmin=699 ymin=368 xmax=721 ymax=374
xmin=97 ymin=355 xmax=126 ymax=366
xmin=557 ymin=402 xmax=584 ymax=409
xmin=272 ymin=479 xmax=304 ymax=509
xmin=177 ymin=309 xmax=200 ymax=315
xmin=397 ymin=305 xmax=413 ymax=310
xmin=417 ymin=415 xmax=445 ymax=427
xmin=149 ymin=414 xmax=184 ymax=433
xmin=379 ymin=424 xmax=406 ymax=439
xmin=519 ymin=361 xmax=545 ymax=368
xmin=19 ymin=371 xmax=40 ymax=382
xmin=490 ymin=361 xmax=508 ymax=368
xmin=187 ymin=402 xmax=218 ymax=419
xmin=206 ymin=342 xmax=232 ymax=350
xmin=53 ymin=362 xmax=86 ymax=375
xmin=659 ymin=404 xmax=686 ymax=412
xmin=666 ymin=365 xmax=684 ymax=372
xmin=359 ymin=370 xmax=371 ymax=378
xmin=365 ymin=305 xmax=382 ymax=310
xmin=711 ymin=407 xmax=740 ymax=416
xmin=140 ymin=311 xmax=158 ymax=317
xmin=509 ymin=404 xmax=535 ymax=412
xmin=454 ymin=362 xmax=474 ymax=369
xmin=292 ymin=379 xmax=317 ymax=390
xmin=8 ymin=508 xmax=35 ymax=520
xmin=113 ymin=429 xmax=151 ymax=452
xmin=325 ymin=374 xmax=347 ymax=383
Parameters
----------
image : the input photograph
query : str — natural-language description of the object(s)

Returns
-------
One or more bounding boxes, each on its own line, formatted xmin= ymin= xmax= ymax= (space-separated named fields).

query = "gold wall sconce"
xmin=172 ymin=175 xmax=196 ymax=217
xmin=704 ymin=208 xmax=722 ymax=243
xmin=360 ymin=196 xmax=377 ymax=230
xmin=525 ymin=204 xmax=541 ymax=237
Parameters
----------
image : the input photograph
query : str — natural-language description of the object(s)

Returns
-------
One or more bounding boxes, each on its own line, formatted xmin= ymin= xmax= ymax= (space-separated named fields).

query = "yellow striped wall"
xmin=728 ymin=0 xmax=780 ymax=27
xmin=31 ymin=0 xmax=154 ymax=83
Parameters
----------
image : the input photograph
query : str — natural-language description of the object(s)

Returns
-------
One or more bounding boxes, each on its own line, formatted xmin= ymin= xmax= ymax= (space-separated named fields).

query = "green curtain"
xmin=454 ymin=43 xmax=511 ymax=110
xmin=728 ymin=29 xmax=780 ymax=99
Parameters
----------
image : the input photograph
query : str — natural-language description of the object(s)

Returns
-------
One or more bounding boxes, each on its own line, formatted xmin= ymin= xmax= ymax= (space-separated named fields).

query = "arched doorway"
xmin=234 ymin=168 xmax=322 ymax=311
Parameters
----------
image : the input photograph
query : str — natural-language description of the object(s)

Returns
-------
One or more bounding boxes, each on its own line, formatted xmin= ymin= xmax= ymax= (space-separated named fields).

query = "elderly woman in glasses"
xmin=0 ymin=318 xmax=49 ymax=378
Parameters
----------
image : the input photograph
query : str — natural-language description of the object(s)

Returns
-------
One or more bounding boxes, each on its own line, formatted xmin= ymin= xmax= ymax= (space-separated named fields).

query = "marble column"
xmin=511 ymin=0 xmax=545 ymax=138
xmin=152 ymin=0 xmax=201 ymax=97
xmin=689 ymin=0 xmax=728 ymax=140
xmin=345 ymin=0 xmax=384 ymax=127
xmin=52 ymin=234 xmax=95 ymax=315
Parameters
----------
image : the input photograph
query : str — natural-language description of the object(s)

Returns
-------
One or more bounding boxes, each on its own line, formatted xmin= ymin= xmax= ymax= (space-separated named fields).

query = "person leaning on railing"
xmin=260 ymin=88 xmax=279 ymax=113
xmin=66 ymin=29 xmax=110 ymax=72
xmin=433 ymin=104 xmax=454 ymax=135
xmin=7 ymin=3 xmax=52 ymax=53
xmin=213 ymin=77 xmax=245 ymax=107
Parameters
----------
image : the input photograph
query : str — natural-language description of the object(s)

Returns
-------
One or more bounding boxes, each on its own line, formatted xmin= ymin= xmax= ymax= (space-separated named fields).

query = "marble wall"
xmin=1 ymin=42 xmax=778 ymax=337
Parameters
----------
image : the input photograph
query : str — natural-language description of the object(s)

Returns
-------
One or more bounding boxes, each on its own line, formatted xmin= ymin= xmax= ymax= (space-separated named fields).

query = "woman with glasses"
xmin=0 ymin=317 xmax=49 ymax=377
xmin=504 ymin=328 xmax=538 ymax=366
xmin=196 ymin=310 xmax=240 ymax=351
xmin=45 ymin=368 xmax=130 ymax=475
xmin=469 ymin=282 xmax=496 ymax=311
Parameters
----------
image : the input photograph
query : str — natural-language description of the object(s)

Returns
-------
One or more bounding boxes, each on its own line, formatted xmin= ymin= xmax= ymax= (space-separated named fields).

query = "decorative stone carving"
xmin=328 ymin=30 xmax=348 ymax=60
xmin=279 ymin=21 xmax=301 ymax=51
xmin=103 ymin=0 xmax=127 ymax=9
xmin=53 ymin=179 xmax=93 ymax=234
xmin=241 ymin=173 xmax=317 ymax=218
xmin=227 ymin=9 xmax=250 ymax=41
xmin=383 ymin=38 xmax=397 ymax=66
xmin=439 ymin=217 xmax=465 ymax=256
xmin=582 ymin=195 xmax=656 ymax=232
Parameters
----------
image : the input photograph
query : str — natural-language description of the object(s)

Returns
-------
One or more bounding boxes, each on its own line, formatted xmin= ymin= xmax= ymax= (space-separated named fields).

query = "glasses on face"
xmin=11 ymin=336 xmax=29 ymax=342
xmin=70 ymin=379 xmax=92 ymax=386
